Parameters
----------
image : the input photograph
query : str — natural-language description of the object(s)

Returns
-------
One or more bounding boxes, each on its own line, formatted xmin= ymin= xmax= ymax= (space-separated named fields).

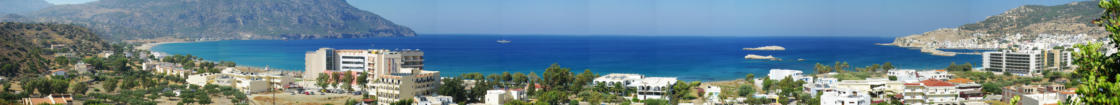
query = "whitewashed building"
xmin=820 ymin=88 xmax=871 ymax=105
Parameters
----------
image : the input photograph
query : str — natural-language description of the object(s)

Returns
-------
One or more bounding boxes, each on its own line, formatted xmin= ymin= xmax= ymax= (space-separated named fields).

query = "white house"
xmin=631 ymin=77 xmax=678 ymax=100
xmin=820 ymin=88 xmax=871 ymax=105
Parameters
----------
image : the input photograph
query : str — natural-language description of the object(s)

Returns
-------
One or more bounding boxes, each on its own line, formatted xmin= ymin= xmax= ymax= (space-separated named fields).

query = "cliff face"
xmin=892 ymin=1 xmax=1107 ymax=48
xmin=15 ymin=0 xmax=415 ymax=40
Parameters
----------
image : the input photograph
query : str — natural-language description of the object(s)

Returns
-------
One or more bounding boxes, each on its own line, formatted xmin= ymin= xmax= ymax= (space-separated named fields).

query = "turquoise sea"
xmin=152 ymin=35 xmax=981 ymax=81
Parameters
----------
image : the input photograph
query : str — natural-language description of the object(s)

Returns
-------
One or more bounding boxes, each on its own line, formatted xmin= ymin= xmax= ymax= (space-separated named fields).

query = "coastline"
xmin=879 ymin=42 xmax=987 ymax=56
xmin=139 ymin=39 xmax=303 ymax=74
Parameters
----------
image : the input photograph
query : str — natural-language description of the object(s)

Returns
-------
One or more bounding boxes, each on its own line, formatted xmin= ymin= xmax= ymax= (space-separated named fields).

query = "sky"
xmin=45 ymin=0 xmax=1090 ymax=36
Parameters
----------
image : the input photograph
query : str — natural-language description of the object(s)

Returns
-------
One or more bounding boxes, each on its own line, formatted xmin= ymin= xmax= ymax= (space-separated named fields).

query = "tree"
xmin=814 ymin=63 xmax=831 ymax=74
xmin=437 ymin=78 xmax=468 ymax=103
xmin=642 ymin=99 xmax=669 ymax=105
xmin=737 ymin=84 xmax=755 ymax=96
xmin=537 ymin=91 xmax=568 ymax=105
xmin=882 ymin=62 xmax=895 ymax=71
xmin=357 ymin=73 xmax=369 ymax=89
xmin=103 ymin=78 xmax=119 ymax=92
xmin=542 ymin=63 xmax=573 ymax=92
xmin=573 ymin=69 xmax=598 ymax=91
xmin=745 ymin=74 xmax=755 ymax=82
xmin=391 ymin=99 xmax=414 ymax=105
xmin=317 ymin=73 xmax=330 ymax=89
xmin=512 ymin=72 xmax=527 ymax=85
xmin=1074 ymin=1 xmax=1120 ymax=104
xmin=73 ymin=83 xmax=88 ymax=94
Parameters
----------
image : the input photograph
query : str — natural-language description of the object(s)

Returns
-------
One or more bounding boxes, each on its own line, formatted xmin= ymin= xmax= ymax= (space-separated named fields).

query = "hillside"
xmin=12 ymin=0 xmax=415 ymax=40
xmin=0 ymin=22 xmax=110 ymax=76
xmin=891 ymin=1 xmax=1107 ymax=48
xmin=0 ymin=0 xmax=53 ymax=14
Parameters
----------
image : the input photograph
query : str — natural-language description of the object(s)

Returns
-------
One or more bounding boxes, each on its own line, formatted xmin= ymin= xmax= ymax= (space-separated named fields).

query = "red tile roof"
xmin=947 ymin=78 xmax=974 ymax=84
xmin=919 ymin=79 xmax=955 ymax=87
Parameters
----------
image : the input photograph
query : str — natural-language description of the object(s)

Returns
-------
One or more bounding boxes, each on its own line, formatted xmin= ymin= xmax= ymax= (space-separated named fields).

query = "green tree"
xmin=882 ymin=62 xmax=895 ymax=71
xmin=573 ymin=69 xmax=598 ymax=91
xmin=1075 ymin=1 xmax=1120 ymax=104
xmin=542 ymin=63 xmax=573 ymax=92
xmin=103 ymin=78 xmax=118 ymax=92
xmin=642 ymin=99 xmax=669 ymax=105
xmin=737 ymin=84 xmax=755 ymax=96
xmin=537 ymin=91 xmax=569 ymax=105
xmin=512 ymin=72 xmax=527 ymax=85
xmin=437 ymin=78 xmax=468 ymax=103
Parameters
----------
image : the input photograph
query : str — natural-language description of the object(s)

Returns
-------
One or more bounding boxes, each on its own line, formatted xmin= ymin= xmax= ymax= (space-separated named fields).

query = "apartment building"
xmin=372 ymin=68 xmax=441 ymax=105
xmin=947 ymin=78 xmax=983 ymax=104
xmin=1001 ymin=85 xmax=1077 ymax=105
xmin=983 ymin=51 xmax=1043 ymax=76
xmin=1041 ymin=49 xmax=1073 ymax=70
xmin=820 ymin=88 xmax=872 ymax=105
xmin=903 ymin=79 xmax=958 ymax=105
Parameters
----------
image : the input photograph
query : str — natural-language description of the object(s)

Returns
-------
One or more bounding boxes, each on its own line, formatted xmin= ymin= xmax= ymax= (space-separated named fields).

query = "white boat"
xmin=497 ymin=40 xmax=511 ymax=44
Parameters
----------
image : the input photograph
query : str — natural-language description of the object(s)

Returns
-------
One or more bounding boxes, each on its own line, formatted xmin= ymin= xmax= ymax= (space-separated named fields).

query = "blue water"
xmin=152 ymin=35 xmax=981 ymax=81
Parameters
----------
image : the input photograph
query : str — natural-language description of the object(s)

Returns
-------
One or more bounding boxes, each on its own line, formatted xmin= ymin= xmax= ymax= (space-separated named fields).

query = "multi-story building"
xmin=632 ymin=77 xmax=678 ymax=100
xmin=903 ymin=79 xmax=958 ymax=105
xmin=1002 ymin=85 xmax=1076 ymax=105
xmin=592 ymin=73 xmax=644 ymax=86
xmin=983 ymin=51 xmax=1043 ymax=76
xmin=142 ymin=61 xmax=193 ymax=77
xmin=304 ymin=48 xmax=424 ymax=80
xmin=1041 ymin=49 xmax=1073 ymax=70
xmin=820 ymin=88 xmax=871 ymax=105
xmin=804 ymin=77 xmax=838 ymax=96
xmin=947 ymin=78 xmax=984 ymax=104
xmin=372 ymin=68 xmax=441 ymax=105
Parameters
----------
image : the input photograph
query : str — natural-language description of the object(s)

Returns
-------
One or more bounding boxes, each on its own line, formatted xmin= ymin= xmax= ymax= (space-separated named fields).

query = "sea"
xmin=151 ymin=34 xmax=982 ymax=81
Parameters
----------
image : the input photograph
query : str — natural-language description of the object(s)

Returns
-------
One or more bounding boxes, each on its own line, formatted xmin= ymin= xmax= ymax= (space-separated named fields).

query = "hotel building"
xmin=592 ymin=73 xmax=679 ymax=100
xmin=983 ymin=51 xmax=1043 ymax=76
xmin=305 ymin=48 xmax=439 ymax=105
xmin=372 ymin=68 xmax=441 ymax=105
xmin=304 ymin=48 xmax=424 ymax=80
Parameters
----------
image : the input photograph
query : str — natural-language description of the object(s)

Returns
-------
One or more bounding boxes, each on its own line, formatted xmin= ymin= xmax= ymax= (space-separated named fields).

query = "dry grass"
xmin=250 ymin=93 xmax=362 ymax=105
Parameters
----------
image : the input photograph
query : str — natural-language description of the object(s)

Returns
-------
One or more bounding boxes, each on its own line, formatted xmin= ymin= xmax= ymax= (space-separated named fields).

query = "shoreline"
xmin=879 ymin=42 xmax=988 ymax=56
xmin=138 ymin=40 xmax=302 ymax=73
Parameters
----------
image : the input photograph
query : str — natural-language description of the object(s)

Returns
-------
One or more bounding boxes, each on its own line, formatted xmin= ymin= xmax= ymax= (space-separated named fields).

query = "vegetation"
xmin=0 ymin=22 xmax=109 ymax=77
xmin=1073 ymin=0 xmax=1120 ymax=104
xmin=435 ymin=63 xmax=698 ymax=105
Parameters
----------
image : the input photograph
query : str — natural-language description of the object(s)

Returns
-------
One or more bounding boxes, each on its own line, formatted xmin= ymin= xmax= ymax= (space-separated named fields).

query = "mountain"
xmin=0 ymin=0 xmax=53 ymax=14
xmin=0 ymin=22 xmax=110 ymax=76
xmin=15 ymin=0 xmax=415 ymax=40
xmin=891 ymin=1 xmax=1107 ymax=48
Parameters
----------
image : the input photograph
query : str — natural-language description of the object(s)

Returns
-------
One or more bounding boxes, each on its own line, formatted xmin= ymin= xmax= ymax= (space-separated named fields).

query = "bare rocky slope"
xmin=892 ymin=1 xmax=1107 ymax=48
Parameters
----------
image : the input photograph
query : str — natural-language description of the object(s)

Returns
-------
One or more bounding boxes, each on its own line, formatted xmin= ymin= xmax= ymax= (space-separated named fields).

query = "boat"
xmin=497 ymin=40 xmax=511 ymax=44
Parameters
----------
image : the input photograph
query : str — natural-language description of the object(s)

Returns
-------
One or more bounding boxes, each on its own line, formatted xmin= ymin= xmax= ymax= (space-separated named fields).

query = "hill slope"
xmin=18 ymin=0 xmax=415 ymax=40
xmin=891 ymin=1 xmax=1107 ymax=48
xmin=0 ymin=0 xmax=53 ymax=14
xmin=0 ymin=22 xmax=110 ymax=76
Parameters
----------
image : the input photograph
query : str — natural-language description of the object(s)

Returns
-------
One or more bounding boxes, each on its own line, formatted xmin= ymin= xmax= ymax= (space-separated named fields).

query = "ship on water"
xmin=497 ymin=39 xmax=511 ymax=44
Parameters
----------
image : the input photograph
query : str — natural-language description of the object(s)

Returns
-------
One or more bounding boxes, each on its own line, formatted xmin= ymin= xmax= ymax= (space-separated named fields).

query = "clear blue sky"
xmin=47 ymin=0 xmax=1090 ymax=36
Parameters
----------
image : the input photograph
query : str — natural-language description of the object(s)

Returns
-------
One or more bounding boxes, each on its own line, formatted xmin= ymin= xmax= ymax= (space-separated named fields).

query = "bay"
xmin=152 ymin=34 xmax=981 ymax=81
